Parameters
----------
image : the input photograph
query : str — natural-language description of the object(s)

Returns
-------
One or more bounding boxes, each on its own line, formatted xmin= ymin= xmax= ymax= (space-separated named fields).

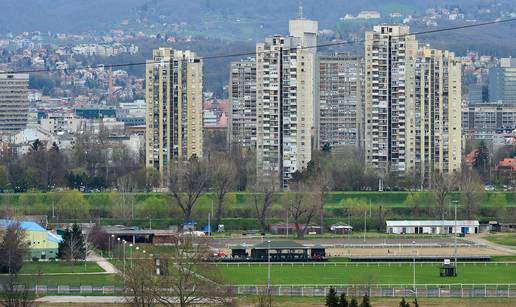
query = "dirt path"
xmin=465 ymin=234 xmax=516 ymax=255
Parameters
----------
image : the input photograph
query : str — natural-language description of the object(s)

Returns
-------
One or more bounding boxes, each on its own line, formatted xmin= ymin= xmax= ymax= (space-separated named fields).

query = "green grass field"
xmin=216 ymin=263 xmax=516 ymax=285
xmin=0 ymin=274 xmax=118 ymax=287
xmin=19 ymin=261 xmax=104 ymax=274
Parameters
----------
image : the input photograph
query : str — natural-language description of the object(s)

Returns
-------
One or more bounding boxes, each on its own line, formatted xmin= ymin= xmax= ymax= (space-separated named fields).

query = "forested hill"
xmin=1 ymin=0 xmax=514 ymax=36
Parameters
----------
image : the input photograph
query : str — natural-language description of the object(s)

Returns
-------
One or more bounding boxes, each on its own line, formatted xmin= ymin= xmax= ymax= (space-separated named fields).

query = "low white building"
xmin=386 ymin=220 xmax=480 ymax=235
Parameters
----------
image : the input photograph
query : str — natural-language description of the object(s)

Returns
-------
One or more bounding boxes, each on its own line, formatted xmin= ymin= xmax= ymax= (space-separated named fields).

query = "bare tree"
xmin=311 ymin=173 xmax=332 ymax=234
xmin=123 ymin=236 xmax=232 ymax=307
xmin=431 ymin=171 xmax=452 ymax=220
xmin=458 ymin=168 xmax=485 ymax=219
xmin=255 ymin=287 xmax=273 ymax=307
xmin=0 ymin=222 xmax=37 ymax=307
xmin=210 ymin=156 xmax=237 ymax=228
xmin=168 ymin=157 xmax=210 ymax=221
xmin=253 ymin=177 xmax=276 ymax=233
xmin=286 ymin=183 xmax=319 ymax=239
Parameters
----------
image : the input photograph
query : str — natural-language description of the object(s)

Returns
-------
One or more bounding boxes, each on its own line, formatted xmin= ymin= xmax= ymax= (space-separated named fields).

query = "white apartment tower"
xmin=364 ymin=25 xmax=418 ymax=174
xmin=256 ymin=35 xmax=315 ymax=189
xmin=145 ymin=48 xmax=203 ymax=175
xmin=228 ymin=58 xmax=257 ymax=149
xmin=0 ymin=73 xmax=29 ymax=136
xmin=365 ymin=25 xmax=462 ymax=182
xmin=407 ymin=47 xmax=462 ymax=181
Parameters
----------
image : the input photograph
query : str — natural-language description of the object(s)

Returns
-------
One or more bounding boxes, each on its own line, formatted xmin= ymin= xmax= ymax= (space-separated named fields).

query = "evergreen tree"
xmin=338 ymin=292 xmax=349 ymax=307
xmin=399 ymin=297 xmax=410 ymax=307
xmin=326 ymin=287 xmax=339 ymax=307
xmin=349 ymin=297 xmax=358 ymax=307
xmin=58 ymin=223 xmax=86 ymax=261
xmin=359 ymin=294 xmax=372 ymax=307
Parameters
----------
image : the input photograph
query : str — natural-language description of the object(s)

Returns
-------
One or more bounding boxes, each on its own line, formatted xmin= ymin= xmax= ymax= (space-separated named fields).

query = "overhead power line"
xmin=1 ymin=17 xmax=515 ymax=75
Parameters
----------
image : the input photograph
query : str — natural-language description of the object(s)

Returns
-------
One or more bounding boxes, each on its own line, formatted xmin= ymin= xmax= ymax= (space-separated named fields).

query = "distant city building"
xmin=40 ymin=111 xmax=81 ymax=134
xmin=228 ymin=58 xmax=257 ymax=148
xmin=145 ymin=48 xmax=203 ymax=174
xmin=489 ymin=58 xmax=516 ymax=104
xmin=0 ymin=73 xmax=29 ymax=136
xmin=75 ymin=107 xmax=116 ymax=119
xmin=316 ymin=53 xmax=365 ymax=149
xmin=364 ymin=25 xmax=462 ymax=182
xmin=256 ymin=17 xmax=317 ymax=189
xmin=463 ymin=103 xmax=516 ymax=140
xmin=468 ymin=83 xmax=488 ymax=104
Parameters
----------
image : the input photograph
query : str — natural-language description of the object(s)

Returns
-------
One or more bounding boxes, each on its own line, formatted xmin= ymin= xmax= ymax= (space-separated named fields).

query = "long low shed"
xmin=386 ymin=220 xmax=479 ymax=235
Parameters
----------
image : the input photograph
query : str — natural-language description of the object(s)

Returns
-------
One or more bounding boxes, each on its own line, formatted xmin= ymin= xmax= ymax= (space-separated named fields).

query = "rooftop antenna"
xmin=298 ymin=1 xmax=304 ymax=19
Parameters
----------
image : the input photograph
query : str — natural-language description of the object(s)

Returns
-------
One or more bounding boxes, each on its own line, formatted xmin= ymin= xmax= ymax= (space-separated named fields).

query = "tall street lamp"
xmin=412 ymin=240 xmax=416 ymax=294
xmin=267 ymin=240 xmax=271 ymax=290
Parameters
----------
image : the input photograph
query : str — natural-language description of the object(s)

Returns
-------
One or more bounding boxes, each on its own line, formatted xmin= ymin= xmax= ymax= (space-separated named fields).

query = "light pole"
xmin=453 ymin=200 xmax=459 ymax=269
xmin=116 ymin=237 xmax=121 ymax=260
xmin=267 ymin=240 xmax=271 ymax=290
xmin=412 ymin=240 xmax=416 ymax=294
xmin=123 ymin=240 xmax=127 ymax=274
xmin=129 ymin=244 xmax=133 ymax=268
xmin=109 ymin=235 xmax=114 ymax=258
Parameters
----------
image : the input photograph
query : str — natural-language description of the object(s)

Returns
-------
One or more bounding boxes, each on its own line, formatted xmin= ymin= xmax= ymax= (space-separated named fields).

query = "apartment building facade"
xmin=255 ymin=35 xmax=315 ymax=188
xmin=145 ymin=48 xmax=203 ymax=175
xmin=316 ymin=53 xmax=365 ymax=149
xmin=0 ymin=73 xmax=29 ymax=136
xmin=228 ymin=58 xmax=257 ymax=149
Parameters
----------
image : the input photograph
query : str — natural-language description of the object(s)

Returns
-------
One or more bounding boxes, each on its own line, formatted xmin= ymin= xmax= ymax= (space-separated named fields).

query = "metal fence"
xmin=20 ymin=283 xmax=516 ymax=298
xmin=232 ymin=284 xmax=516 ymax=298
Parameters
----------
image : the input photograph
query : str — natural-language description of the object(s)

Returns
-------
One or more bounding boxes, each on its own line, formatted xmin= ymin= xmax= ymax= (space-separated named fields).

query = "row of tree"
xmin=326 ymin=287 xmax=419 ymax=307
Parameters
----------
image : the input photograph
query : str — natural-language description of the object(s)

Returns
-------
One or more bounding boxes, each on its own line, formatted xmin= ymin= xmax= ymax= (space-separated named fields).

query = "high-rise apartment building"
xmin=364 ymin=25 xmax=462 ymax=182
xmin=228 ymin=58 xmax=257 ymax=149
xmin=145 ymin=48 xmax=203 ymax=174
xmin=256 ymin=35 xmax=315 ymax=189
xmin=0 ymin=73 xmax=29 ymax=136
xmin=364 ymin=25 xmax=418 ymax=173
xmin=406 ymin=47 xmax=462 ymax=181
xmin=489 ymin=58 xmax=516 ymax=104
xmin=316 ymin=53 xmax=365 ymax=149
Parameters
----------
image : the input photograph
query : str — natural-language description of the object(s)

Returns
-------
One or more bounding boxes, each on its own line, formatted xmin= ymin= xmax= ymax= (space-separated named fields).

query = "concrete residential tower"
xmin=407 ymin=47 xmax=462 ymax=182
xmin=316 ymin=53 xmax=365 ymax=149
xmin=0 ymin=73 xmax=29 ymax=136
xmin=256 ymin=35 xmax=316 ymax=188
xmin=364 ymin=25 xmax=418 ymax=174
xmin=228 ymin=58 xmax=257 ymax=149
xmin=145 ymin=48 xmax=203 ymax=175
xmin=364 ymin=25 xmax=462 ymax=182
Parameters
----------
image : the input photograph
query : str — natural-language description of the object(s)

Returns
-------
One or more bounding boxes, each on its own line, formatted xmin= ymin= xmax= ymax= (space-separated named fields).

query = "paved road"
xmin=87 ymin=253 xmax=120 ymax=274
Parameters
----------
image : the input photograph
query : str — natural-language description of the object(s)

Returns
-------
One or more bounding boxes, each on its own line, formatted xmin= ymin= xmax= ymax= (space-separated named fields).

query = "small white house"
xmin=386 ymin=220 xmax=480 ymax=235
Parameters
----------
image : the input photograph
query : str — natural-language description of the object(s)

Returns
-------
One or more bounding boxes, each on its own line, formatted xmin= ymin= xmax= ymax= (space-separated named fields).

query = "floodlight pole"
xmin=454 ymin=200 xmax=458 ymax=268
xmin=267 ymin=240 xmax=271 ymax=290
xmin=412 ymin=240 xmax=416 ymax=294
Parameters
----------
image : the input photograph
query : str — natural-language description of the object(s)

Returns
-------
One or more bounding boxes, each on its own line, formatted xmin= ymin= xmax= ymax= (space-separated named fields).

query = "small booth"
xmin=231 ymin=245 xmax=248 ymax=259
xmin=440 ymin=259 xmax=457 ymax=277
xmin=310 ymin=245 xmax=326 ymax=260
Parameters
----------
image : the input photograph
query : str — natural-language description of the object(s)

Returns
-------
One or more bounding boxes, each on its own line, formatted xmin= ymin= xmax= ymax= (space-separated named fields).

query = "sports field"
xmin=216 ymin=262 xmax=516 ymax=285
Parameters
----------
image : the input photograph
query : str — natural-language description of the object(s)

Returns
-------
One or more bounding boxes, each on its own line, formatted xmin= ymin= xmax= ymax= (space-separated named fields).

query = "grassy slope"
xmin=216 ymin=263 xmax=516 ymax=285
xmin=19 ymin=262 xmax=104 ymax=274
xmin=1 ymin=191 xmax=514 ymax=210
